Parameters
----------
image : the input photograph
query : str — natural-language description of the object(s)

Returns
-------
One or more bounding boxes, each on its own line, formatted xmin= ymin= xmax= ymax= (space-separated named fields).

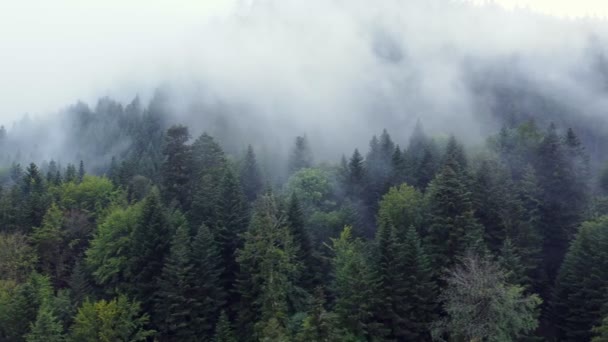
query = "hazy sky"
xmin=0 ymin=0 xmax=607 ymax=123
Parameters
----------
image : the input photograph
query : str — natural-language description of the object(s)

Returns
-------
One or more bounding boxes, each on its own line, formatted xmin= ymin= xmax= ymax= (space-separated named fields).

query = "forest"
xmin=1 ymin=92 xmax=608 ymax=342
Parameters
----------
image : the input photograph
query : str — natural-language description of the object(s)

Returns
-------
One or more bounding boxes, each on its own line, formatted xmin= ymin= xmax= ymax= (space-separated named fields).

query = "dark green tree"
xmin=286 ymin=193 xmax=315 ymax=290
xmin=240 ymin=145 xmax=263 ymax=202
xmin=154 ymin=222 xmax=196 ymax=340
xmin=214 ymin=311 xmax=237 ymax=342
xmin=26 ymin=303 xmax=65 ymax=342
xmin=552 ymin=216 xmax=608 ymax=342
xmin=161 ymin=125 xmax=193 ymax=211
xmin=128 ymin=189 xmax=171 ymax=314
xmin=191 ymin=224 xmax=225 ymax=339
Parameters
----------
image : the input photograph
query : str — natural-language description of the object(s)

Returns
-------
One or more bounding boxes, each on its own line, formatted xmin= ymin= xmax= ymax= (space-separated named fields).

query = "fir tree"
xmin=78 ymin=160 xmax=85 ymax=184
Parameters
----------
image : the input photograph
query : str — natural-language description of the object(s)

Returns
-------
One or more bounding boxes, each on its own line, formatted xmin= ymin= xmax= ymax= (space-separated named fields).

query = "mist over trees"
xmin=3 ymin=0 xmax=608 ymax=341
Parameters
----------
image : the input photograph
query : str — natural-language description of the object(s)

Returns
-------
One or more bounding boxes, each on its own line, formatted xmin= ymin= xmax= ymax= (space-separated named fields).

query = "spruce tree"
xmin=425 ymin=157 xmax=485 ymax=268
xmin=552 ymin=216 xmax=608 ymax=342
xmin=286 ymin=193 xmax=315 ymax=290
xmin=215 ymin=167 xmax=248 ymax=310
xmin=191 ymin=224 xmax=225 ymax=339
xmin=330 ymin=227 xmax=376 ymax=340
xmin=128 ymin=189 xmax=171 ymax=314
xmin=154 ymin=222 xmax=196 ymax=340
xmin=161 ymin=125 xmax=193 ymax=211
xmin=236 ymin=193 xmax=301 ymax=340
xmin=190 ymin=133 xmax=227 ymax=229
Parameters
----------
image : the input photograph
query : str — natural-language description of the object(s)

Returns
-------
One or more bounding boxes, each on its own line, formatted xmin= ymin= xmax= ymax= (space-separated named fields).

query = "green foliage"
xmin=236 ymin=193 xmax=301 ymax=340
xmin=26 ymin=303 xmax=65 ymax=342
xmin=285 ymin=168 xmax=333 ymax=211
xmin=214 ymin=311 xmax=237 ymax=342
xmin=377 ymin=183 xmax=424 ymax=236
xmin=593 ymin=315 xmax=608 ymax=342
xmin=330 ymin=226 xmax=376 ymax=340
xmin=425 ymin=156 xmax=485 ymax=268
xmin=552 ymin=216 xmax=608 ymax=341
xmin=57 ymin=176 xmax=117 ymax=217
xmin=191 ymin=224 xmax=225 ymax=338
xmin=69 ymin=295 xmax=154 ymax=342
xmin=128 ymin=189 xmax=171 ymax=312
xmin=86 ymin=203 xmax=142 ymax=290
xmin=432 ymin=254 xmax=541 ymax=342
xmin=0 ymin=232 xmax=37 ymax=282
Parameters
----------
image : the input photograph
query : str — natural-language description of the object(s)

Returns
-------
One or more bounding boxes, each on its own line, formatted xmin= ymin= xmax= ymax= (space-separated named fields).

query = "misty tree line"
xmin=2 ymin=104 xmax=608 ymax=342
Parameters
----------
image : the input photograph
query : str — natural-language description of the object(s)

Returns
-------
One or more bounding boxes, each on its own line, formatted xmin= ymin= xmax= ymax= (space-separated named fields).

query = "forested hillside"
xmin=2 ymin=96 xmax=608 ymax=341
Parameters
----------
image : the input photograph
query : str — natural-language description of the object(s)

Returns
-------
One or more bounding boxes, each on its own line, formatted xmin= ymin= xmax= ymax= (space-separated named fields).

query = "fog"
xmin=2 ymin=0 xmax=608 ymax=167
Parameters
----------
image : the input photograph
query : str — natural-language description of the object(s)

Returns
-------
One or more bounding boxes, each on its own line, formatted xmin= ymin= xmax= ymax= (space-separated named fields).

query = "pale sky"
xmin=0 ymin=0 xmax=607 ymax=123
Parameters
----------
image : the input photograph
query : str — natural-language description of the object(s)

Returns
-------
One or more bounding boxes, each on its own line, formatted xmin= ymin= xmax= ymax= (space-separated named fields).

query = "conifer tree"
xmin=288 ymin=135 xmax=313 ymax=174
xmin=286 ymin=193 xmax=315 ymax=290
xmin=552 ymin=216 xmax=608 ymax=342
xmin=214 ymin=311 xmax=237 ymax=342
xmin=161 ymin=125 xmax=193 ymax=211
xmin=78 ymin=160 xmax=85 ymax=184
xmin=26 ymin=304 xmax=65 ymax=342
xmin=346 ymin=149 xmax=366 ymax=199
xmin=330 ymin=227 xmax=376 ymax=340
xmin=191 ymin=224 xmax=225 ymax=339
xmin=236 ymin=193 xmax=301 ymax=340
xmin=64 ymin=164 xmax=77 ymax=183
xmin=215 ymin=167 xmax=248 ymax=308
xmin=68 ymin=261 xmax=92 ymax=306
xmin=295 ymin=288 xmax=341 ymax=342
xmin=240 ymin=145 xmax=263 ymax=202
xmin=128 ymin=189 xmax=171 ymax=314
xmin=154 ymin=222 xmax=196 ymax=340
xmin=425 ymin=157 xmax=485 ymax=268
xmin=190 ymin=133 xmax=227 ymax=229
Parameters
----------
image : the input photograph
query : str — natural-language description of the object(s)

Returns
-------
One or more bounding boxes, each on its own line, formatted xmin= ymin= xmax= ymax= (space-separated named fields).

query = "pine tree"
xmin=214 ymin=311 xmax=237 ymax=342
xmin=365 ymin=130 xmax=395 ymax=207
xmin=161 ymin=125 xmax=193 ymax=211
xmin=31 ymin=203 xmax=64 ymax=284
xmin=552 ymin=216 xmax=608 ymax=342
xmin=191 ymin=224 xmax=225 ymax=339
xmin=240 ymin=145 xmax=263 ymax=202
xmin=498 ymin=238 xmax=528 ymax=286
xmin=154 ymin=222 xmax=196 ymax=340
